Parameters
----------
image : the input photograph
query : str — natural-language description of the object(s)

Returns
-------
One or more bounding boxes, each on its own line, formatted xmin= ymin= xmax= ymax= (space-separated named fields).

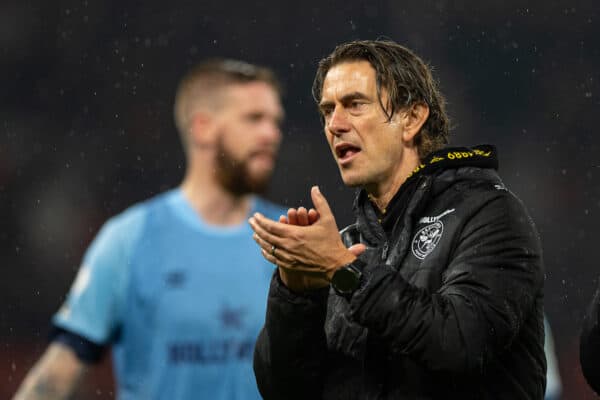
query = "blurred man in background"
xmin=250 ymin=39 xmax=546 ymax=399
xmin=13 ymin=59 xmax=286 ymax=400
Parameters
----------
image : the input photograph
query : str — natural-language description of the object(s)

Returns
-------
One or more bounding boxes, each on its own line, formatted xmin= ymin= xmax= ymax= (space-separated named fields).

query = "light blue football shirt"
xmin=53 ymin=189 xmax=284 ymax=399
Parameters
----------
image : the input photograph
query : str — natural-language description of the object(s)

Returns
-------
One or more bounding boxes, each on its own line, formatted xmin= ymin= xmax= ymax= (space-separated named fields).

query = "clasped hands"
xmin=248 ymin=186 xmax=366 ymax=292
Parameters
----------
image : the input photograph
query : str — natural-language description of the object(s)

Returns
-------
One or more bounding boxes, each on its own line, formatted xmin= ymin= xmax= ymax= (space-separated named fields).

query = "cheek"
xmin=325 ymin=131 xmax=336 ymax=151
xmin=221 ymin=134 xmax=248 ymax=159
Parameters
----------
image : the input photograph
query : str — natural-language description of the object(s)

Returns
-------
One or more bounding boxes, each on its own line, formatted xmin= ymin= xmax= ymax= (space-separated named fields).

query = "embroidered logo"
xmin=418 ymin=208 xmax=455 ymax=224
xmin=412 ymin=221 xmax=444 ymax=260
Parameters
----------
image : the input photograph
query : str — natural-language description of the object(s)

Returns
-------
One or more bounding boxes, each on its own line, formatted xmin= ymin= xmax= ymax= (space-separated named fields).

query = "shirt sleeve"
xmin=52 ymin=206 xmax=146 ymax=346
xmin=50 ymin=327 xmax=106 ymax=363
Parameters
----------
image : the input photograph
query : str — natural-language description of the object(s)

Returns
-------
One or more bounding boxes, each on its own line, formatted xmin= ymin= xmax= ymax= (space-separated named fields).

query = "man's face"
xmin=319 ymin=61 xmax=407 ymax=190
xmin=214 ymin=81 xmax=283 ymax=195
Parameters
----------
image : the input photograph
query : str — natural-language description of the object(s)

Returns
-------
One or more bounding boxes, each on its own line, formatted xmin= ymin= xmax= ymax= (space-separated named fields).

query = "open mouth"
xmin=335 ymin=143 xmax=361 ymax=161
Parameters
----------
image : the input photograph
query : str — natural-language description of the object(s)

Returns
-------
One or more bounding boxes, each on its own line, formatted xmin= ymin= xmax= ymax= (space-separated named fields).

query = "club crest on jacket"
xmin=412 ymin=221 xmax=444 ymax=260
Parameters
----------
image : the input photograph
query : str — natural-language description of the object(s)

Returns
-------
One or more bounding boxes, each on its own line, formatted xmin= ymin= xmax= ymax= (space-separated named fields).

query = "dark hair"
xmin=312 ymin=40 xmax=449 ymax=160
xmin=174 ymin=59 xmax=281 ymax=145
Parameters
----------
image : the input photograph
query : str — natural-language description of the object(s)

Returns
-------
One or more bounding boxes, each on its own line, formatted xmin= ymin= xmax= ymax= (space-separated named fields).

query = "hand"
xmin=276 ymin=206 xmax=324 ymax=291
xmin=249 ymin=186 xmax=366 ymax=292
xmin=279 ymin=206 xmax=320 ymax=226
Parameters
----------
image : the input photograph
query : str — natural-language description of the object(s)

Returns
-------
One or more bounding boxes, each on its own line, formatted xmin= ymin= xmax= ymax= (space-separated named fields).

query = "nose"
xmin=327 ymin=107 xmax=351 ymax=136
xmin=261 ymin=119 xmax=282 ymax=145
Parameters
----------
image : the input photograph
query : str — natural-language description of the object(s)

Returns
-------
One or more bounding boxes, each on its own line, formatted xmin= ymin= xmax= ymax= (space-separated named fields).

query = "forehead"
xmin=321 ymin=61 xmax=377 ymax=101
xmin=223 ymin=81 xmax=283 ymax=114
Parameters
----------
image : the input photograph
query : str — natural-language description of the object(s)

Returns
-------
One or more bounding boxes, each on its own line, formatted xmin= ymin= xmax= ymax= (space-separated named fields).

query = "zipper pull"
xmin=381 ymin=242 xmax=389 ymax=260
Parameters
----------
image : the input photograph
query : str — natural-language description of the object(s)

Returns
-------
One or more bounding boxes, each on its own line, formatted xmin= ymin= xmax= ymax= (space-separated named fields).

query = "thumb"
xmin=310 ymin=186 xmax=333 ymax=217
xmin=348 ymin=243 xmax=367 ymax=257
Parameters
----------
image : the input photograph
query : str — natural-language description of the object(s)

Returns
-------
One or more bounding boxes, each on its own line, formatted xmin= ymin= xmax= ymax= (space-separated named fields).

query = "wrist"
xmin=331 ymin=257 xmax=367 ymax=297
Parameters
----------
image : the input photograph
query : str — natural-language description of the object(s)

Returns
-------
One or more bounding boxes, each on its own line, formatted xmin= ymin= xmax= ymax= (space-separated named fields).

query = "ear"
xmin=401 ymin=102 xmax=430 ymax=143
xmin=189 ymin=111 xmax=218 ymax=148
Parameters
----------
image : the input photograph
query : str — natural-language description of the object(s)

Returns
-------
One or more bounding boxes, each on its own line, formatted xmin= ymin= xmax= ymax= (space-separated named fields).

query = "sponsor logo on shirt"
xmin=167 ymin=305 xmax=252 ymax=364
xmin=168 ymin=339 xmax=254 ymax=364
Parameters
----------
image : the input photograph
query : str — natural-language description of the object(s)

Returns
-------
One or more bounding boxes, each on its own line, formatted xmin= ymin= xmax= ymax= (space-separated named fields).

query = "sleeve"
xmin=253 ymin=272 xmax=329 ymax=400
xmin=52 ymin=207 xmax=144 ymax=349
xmin=50 ymin=328 xmax=106 ymax=363
xmin=348 ymin=193 xmax=544 ymax=374
xmin=580 ymin=282 xmax=600 ymax=394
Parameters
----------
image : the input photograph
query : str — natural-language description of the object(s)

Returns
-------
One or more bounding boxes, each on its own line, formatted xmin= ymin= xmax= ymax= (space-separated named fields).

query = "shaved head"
xmin=174 ymin=59 xmax=281 ymax=152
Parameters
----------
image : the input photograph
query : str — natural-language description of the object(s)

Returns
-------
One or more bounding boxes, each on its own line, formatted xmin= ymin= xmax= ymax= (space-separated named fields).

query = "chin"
xmin=250 ymin=168 xmax=273 ymax=183
xmin=249 ymin=160 xmax=275 ymax=176
xmin=339 ymin=173 xmax=365 ymax=188
xmin=249 ymin=171 xmax=273 ymax=191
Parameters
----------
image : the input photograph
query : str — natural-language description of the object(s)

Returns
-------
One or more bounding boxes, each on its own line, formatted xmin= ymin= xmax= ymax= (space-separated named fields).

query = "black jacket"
xmin=254 ymin=146 xmax=546 ymax=399
xmin=580 ymin=283 xmax=600 ymax=394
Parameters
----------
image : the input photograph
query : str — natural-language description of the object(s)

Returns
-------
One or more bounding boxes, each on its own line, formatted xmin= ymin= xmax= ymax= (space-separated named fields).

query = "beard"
xmin=214 ymin=136 xmax=273 ymax=196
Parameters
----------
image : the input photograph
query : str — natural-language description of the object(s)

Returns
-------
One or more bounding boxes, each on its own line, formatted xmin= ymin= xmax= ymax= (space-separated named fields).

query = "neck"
xmin=366 ymin=149 xmax=420 ymax=212
xmin=180 ymin=158 xmax=252 ymax=226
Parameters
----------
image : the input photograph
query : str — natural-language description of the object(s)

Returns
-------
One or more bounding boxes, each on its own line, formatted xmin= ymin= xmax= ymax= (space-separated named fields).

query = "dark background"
xmin=1 ymin=0 xmax=599 ymax=398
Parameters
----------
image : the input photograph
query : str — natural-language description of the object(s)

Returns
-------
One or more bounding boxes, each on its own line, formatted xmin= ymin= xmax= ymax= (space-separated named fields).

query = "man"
xmin=249 ymin=40 xmax=546 ymax=399
xmin=580 ymin=281 xmax=600 ymax=395
xmin=13 ymin=59 xmax=286 ymax=399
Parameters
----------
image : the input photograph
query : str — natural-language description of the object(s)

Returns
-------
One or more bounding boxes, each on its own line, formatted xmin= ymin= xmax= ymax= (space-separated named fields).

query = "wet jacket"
xmin=254 ymin=146 xmax=546 ymax=399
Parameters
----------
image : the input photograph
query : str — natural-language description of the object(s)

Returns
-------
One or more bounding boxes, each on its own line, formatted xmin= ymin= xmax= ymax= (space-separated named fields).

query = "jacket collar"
xmin=353 ymin=144 xmax=499 ymax=245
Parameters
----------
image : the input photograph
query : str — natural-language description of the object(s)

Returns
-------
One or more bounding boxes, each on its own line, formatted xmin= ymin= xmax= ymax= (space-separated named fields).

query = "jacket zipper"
xmin=381 ymin=242 xmax=389 ymax=260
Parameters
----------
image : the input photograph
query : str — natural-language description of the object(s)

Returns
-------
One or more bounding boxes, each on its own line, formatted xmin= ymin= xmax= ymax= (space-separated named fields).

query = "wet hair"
xmin=174 ymin=59 xmax=281 ymax=150
xmin=312 ymin=40 xmax=449 ymax=160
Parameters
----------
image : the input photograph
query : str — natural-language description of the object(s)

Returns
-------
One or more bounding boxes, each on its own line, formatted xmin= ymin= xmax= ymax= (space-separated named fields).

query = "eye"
xmin=246 ymin=112 xmax=264 ymax=122
xmin=320 ymin=106 xmax=334 ymax=118
xmin=349 ymin=101 xmax=365 ymax=111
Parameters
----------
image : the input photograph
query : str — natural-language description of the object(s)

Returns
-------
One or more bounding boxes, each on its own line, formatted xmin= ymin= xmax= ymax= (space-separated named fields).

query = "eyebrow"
xmin=319 ymin=91 xmax=371 ymax=108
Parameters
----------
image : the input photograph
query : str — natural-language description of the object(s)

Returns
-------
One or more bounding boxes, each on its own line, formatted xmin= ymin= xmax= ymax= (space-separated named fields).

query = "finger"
xmin=260 ymin=248 xmax=279 ymax=266
xmin=297 ymin=207 xmax=309 ymax=226
xmin=310 ymin=186 xmax=334 ymax=217
xmin=279 ymin=215 xmax=289 ymax=224
xmin=252 ymin=232 xmax=272 ymax=255
xmin=308 ymin=208 xmax=320 ymax=225
xmin=252 ymin=232 xmax=290 ymax=261
xmin=287 ymin=208 xmax=298 ymax=225
xmin=259 ymin=247 xmax=298 ymax=269
xmin=250 ymin=213 xmax=291 ymax=237
xmin=348 ymin=243 xmax=367 ymax=257
xmin=249 ymin=218 xmax=288 ymax=250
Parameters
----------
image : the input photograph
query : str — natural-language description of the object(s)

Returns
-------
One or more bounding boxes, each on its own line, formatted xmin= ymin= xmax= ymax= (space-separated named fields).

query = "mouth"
xmin=334 ymin=143 xmax=361 ymax=164
xmin=248 ymin=149 xmax=276 ymax=169
xmin=250 ymin=147 xmax=277 ymax=159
